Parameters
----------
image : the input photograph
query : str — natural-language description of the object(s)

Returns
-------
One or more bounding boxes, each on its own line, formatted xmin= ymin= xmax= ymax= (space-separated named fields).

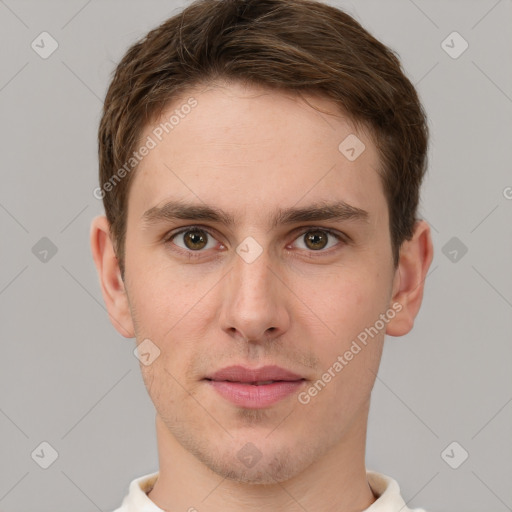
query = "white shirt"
xmin=112 ymin=470 xmax=427 ymax=511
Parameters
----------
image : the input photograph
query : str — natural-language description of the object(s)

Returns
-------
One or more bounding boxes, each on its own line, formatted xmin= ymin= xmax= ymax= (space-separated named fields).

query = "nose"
xmin=218 ymin=246 xmax=291 ymax=344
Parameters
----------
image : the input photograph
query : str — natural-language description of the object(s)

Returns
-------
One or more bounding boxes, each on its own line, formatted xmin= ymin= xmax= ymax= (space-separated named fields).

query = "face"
xmin=121 ymin=81 xmax=398 ymax=483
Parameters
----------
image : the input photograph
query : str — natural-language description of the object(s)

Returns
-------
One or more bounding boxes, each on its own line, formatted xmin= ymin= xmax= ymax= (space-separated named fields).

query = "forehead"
xmin=127 ymin=81 xmax=386 ymax=228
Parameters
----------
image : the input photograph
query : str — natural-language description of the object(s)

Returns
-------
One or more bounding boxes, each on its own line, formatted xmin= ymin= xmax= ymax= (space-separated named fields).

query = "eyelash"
xmin=163 ymin=225 xmax=347 ymax=259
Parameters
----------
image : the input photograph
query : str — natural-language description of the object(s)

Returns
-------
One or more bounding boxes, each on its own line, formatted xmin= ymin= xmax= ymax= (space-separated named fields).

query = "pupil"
xmin=306 ymin=231 xmax=327 ymax=250
xmin=186 ymin=230 xmax=206 ymax=250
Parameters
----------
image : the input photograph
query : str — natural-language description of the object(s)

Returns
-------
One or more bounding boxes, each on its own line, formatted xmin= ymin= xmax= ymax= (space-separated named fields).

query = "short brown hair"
xmin=98 ymin=0 xmax=428 ymax=276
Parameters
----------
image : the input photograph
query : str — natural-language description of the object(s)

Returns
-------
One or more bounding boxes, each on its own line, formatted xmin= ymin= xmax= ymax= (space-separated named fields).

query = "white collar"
xmin=114 ymin=469 xmax=427 ymax=512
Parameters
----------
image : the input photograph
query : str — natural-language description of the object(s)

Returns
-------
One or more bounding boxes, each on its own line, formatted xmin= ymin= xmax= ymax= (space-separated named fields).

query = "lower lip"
xmin=207 ymin=380 xmax=305 ymax=408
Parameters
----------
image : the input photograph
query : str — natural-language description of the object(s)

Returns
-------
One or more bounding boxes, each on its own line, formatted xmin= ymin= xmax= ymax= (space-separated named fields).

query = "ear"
xmin=90 ymin=215 xmax=135 ymax=338
xmin=386 ymin=220 xmax=434 ymax=337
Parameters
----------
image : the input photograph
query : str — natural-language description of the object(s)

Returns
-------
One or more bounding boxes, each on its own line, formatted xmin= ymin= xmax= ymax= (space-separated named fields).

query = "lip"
xmin=204 ymin=365 xmax=306 ymax=409
xmin=207 ymin=365 xmax=304 ymax=383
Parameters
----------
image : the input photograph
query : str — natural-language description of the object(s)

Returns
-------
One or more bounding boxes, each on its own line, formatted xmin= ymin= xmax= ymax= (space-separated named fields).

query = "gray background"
xmin=0 ymin=0 xmax=511 ymax=511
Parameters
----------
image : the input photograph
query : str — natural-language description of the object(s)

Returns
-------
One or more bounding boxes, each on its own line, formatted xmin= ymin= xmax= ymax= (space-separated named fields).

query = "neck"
xmin=147 ymin=400 xmax=376 ymax=512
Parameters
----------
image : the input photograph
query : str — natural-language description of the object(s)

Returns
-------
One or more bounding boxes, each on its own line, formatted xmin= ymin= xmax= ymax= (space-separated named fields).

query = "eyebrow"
xmin=141 ymin=199 xmax=369 ymax=229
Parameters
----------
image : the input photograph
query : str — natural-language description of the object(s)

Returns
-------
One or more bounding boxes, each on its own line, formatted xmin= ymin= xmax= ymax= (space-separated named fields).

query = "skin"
xmin=91 ymin=81 xmax=433 ymax=512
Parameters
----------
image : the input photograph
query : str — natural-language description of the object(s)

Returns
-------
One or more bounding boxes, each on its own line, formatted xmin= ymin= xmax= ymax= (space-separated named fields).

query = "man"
xmin=91 ymin=0 xmax=433 ymax=510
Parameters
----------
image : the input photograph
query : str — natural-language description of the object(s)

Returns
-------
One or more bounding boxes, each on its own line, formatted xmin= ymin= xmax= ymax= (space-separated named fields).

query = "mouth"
xmin=205 ymin=364 xmax=305 ymax=383
xmin=204 ymin=365 xmax=307 ymax=408
xmin=205 ymin=379 xmax=301 ymax=386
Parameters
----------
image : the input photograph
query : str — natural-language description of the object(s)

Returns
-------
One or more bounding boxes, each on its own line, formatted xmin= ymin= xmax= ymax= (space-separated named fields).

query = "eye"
xmin=166 ymin=227 xmax=219 ymax=254
xmin=291 ymin=228 xmax=343 ymax=252
xmin=164 ymin=226 xmax=346 ymax=258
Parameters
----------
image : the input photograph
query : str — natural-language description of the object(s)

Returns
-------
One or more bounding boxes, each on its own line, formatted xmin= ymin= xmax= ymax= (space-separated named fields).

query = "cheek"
xmin=298 ymin=273 xmax=388 ymax=413
xmin=125 ymin=257 xmax=221 ymax=369
xmin=126 ymin=244 xmax=199 ymax=322
xmin=296 ymin=264 xmax=391 ymax=341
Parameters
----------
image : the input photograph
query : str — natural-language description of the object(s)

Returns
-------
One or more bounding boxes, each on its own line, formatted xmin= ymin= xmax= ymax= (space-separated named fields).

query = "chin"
xmin=209 ymin=455 xmax=300 ymax=485
xmin=193 ymin=439 xmax=319 ymax=485
xmin=162 ymin=407 xmax=329 ymax=484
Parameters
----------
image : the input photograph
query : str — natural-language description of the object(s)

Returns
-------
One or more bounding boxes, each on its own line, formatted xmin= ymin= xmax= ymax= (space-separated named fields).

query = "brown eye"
xmin=168 ymin=227 xmax=217 ymax=253
xmin=183 ymin=229 xmax=208 ymax=250
xmin=291 ymin=229 xmax=342 ymax=253
xmin=303 ymin=230 xmax=329 ymax=250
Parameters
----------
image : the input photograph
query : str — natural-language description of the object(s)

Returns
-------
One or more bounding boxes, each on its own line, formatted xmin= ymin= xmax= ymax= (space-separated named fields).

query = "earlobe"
xmin=90 ymin=215 xmax=135 ymax=338
xmin=385 ymin=220 xmax=434 ymax=337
